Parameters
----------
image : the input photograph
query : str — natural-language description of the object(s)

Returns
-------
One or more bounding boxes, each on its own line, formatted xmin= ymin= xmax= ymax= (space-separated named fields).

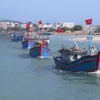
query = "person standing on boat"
xmin=73 ymin=43 xmax=79 ymax=51
xmin=90 ymin=46 xmax=96 ymax=55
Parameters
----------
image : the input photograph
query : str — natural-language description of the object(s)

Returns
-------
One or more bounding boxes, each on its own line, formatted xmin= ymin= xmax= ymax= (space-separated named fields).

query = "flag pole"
xmin=88 ymin=30 xmax=92 ymax=55
xmin=88 ymin=22 xmax=93 ymax=55
xmin=85 ymin=18 xmax=93 ymax=55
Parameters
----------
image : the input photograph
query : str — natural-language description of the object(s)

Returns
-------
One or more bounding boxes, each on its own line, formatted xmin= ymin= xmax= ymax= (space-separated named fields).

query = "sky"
xmin=0 ymin=0 xmax=100 ymax=25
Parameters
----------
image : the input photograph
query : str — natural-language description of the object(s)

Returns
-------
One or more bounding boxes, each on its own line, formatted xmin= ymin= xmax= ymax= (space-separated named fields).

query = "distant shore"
xmin=72 ymin=37 xmax=100 ymax=42
xmin=0 ymin=31 xmax=8 ymax=35
xmin=54 ymin=32 xmax=100 ymax=35
xmin=0 ymin=31 xmax=100 ymax=35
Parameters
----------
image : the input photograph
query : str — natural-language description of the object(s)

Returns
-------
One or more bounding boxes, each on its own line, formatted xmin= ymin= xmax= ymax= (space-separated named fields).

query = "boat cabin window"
xmin=34 ymin=42 xmax=40 ymax=47
xmin=74 ymin=54 xmax=82 ymax=60
xmin=69 ymin=54 xmax=82 ymax=62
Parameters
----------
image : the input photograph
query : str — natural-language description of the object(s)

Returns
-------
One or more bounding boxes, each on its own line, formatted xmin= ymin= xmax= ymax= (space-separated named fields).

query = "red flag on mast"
xmin=38 ymin=20 xmax=42 ymax=24
xmin=85 ymin=18 xmax=92 ymax=25
xmin=26 ymin=22 xmax=31 ymax=31
xmin=26 ymin=22 xmax=31 ymax=29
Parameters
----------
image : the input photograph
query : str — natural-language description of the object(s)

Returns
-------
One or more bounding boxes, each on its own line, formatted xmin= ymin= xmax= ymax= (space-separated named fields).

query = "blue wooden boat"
xmin=29 ymin=40 xmax=50 ymax=58
xmin=10 ymin=32 xmax=23 ymax=42
xmin=53 ymin=33 xmax=100 ymax=72
xmin=21 ymin=33 xmax=35 ymax=49
xmin=21 ymin=40 xmax=28 ymax=48
xmin=43 ymin=32 xmax=54 ymax=35
xmin=29 ymin=26 xmax=51 ymax=58
xmin=21 ymin=39 xmax=34 ymax=49
xmin=53 ymin=51 xmax=100 ymax=72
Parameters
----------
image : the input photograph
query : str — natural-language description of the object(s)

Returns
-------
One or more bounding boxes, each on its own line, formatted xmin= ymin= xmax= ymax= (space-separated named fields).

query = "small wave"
xmin=88 ymin=70 xmax=100 ymax=77
xmin=18 ymin=54 xmax=31 ymax=58
xmin=88 ymin=70 xmax=100 ymax=74
xmin=37 ymin=56 xmax=53 ymax=59
xmin=0 ymin=45 xmax=7 ymax=48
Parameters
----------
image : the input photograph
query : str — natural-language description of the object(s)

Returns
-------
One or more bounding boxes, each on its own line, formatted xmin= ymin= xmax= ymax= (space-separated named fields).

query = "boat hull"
xmin=29 ymin=47 xmax=50 ymax=58
xmin=11 ymin=34 xmax=23 ymax=42
xmin=22 ymin=40 xmax=28 ymax=49
xmin=53 ymin=52 xmax=100 ymax=72
xmin=21 ymin=40 xmax=34 ymax=49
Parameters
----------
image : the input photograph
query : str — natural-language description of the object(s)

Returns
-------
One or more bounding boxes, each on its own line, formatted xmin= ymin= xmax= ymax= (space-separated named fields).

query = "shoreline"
xmin=72 ymin=37 xmax=100 ymax=42
xmin=0 ymin=31 xmax=100 ymax=42
xmin=54 ymin=32 xmax=100 ymax=42
xmin=54 ymin=32 xmax=100 ymax=35
xmin=0 ymin=31 xmax=100 ymax=35
xmin=0 ymin=31 xmax=9 ymax=35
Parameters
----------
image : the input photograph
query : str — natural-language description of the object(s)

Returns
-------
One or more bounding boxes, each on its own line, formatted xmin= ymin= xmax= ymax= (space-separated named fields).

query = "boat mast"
xmin=19 ymin=22 xmax=21 ymax=33
xmin=85 ymin=18 xmax=93 ymax=55
xmin=89 ymin=31 xmax=92 ymax=55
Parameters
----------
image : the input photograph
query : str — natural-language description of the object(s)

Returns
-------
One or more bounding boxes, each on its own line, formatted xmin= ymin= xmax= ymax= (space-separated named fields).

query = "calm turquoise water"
xmin=0 ymin=34 xmax=100 ymax=100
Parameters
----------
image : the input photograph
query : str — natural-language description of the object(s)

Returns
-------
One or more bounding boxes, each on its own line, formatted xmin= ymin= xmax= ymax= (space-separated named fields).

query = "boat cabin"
xmin=59 ymin=48 xmax=88 ymax=62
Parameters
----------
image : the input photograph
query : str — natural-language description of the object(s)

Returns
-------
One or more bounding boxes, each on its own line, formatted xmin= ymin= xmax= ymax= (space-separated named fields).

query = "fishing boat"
xmin=53 ymin=33 xmax=100 ymax=72
xmin=21 ymin=39 xmax=34 ymax=49
xmin=43 ymin=32 xmax=54 ymax=35
xmin=29 ymin=28 xmax=51 ymax=58
xmin=21 ymin=27 xmax=35 ymax=49
xmin=10 ymin=32 xmax=23 ymax=42
xmin=10 ymin=23 xmax=24 ymax=42
xmin=29 ymin=37 xmax=50 ymax=58
xmin=21 ymin=33 xmax=35 ymax=49
xmin=28 ymin=20 xmax=51 ymax=58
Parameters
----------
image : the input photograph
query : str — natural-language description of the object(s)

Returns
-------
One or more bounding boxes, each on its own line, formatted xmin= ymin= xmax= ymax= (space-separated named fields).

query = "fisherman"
xmin=73 ymin=43 xmax=79 ymax=51
xmin=69 ymin=55 xmax=75 ymax=62
xmin=46 ymin=39 xmax=50 ymax=44
xmin=90 ymin=46 xmax=96 ymax=55
xmin=45 ymin=40 xmax=49 ymax=48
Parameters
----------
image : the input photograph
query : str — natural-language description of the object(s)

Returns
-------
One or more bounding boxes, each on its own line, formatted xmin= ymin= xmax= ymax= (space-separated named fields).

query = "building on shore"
xmin=0 ymin=21 xmax=19 ymax=29
xmin=82 ymin=25 xmax=96 ymax=33
xmin=52 ymin=22 xmax=62 ymax=29
xmin=62 ymin=22 xmax=75 ymax=28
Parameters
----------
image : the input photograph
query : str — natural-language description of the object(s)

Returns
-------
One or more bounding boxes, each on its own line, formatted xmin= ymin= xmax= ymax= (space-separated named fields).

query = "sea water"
xmin=0 ymin=34 xmax=100 ymax=100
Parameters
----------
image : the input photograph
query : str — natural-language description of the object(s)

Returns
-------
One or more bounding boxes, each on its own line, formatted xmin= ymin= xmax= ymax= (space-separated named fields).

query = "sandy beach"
xmin=54 ymin=32 xmax=100 ymax=42
xmin=72 ymin=36 xmax=100 ymax=42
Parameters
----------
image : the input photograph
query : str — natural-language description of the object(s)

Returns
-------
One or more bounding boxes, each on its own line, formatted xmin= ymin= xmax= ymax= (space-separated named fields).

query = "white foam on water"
xmin=0 ymin=45 xmax=7 ymax=48
xmin=37 ymin=56 xmax=44 ymax=59
xmin=88 ymin=70 xmax=100 ymax=77
xmin=37 ymin=56 xmax=53 ymax=59
xmin=27 ymin=47 xmax=31 ymax=49
xmin=67 ymin=39 xmax=74 ymax=42
xmin=88 ymin=70 xmax=100 ymax=74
